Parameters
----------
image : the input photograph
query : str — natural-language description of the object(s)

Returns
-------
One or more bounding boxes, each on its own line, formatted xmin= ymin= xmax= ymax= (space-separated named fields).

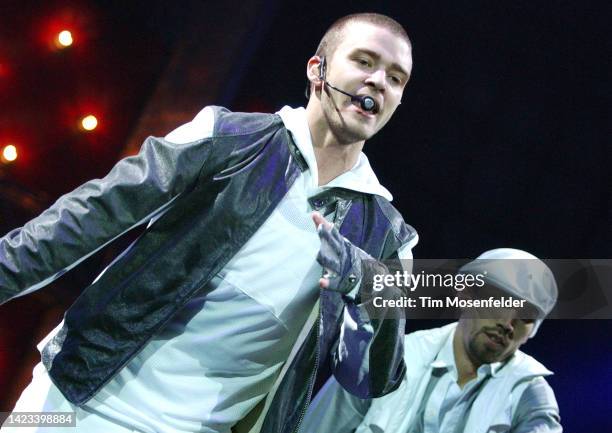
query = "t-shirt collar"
xmin=277 ymin=105 xmax=393 ymax=201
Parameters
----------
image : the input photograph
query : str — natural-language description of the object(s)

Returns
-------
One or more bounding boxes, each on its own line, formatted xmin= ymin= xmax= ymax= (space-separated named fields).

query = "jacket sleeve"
xmin=328 ymin=233 xmax=418 ymax=399
xmin=299 ymin=376 xmax=371 ymax=433
xmin=511 ymin=377 xmax=563 ymax=433
xmin=0 ymin=109 xmax=216 ymax=304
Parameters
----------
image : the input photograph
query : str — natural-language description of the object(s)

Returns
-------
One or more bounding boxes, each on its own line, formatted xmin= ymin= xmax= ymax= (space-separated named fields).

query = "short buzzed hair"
xmin=315 ymin=13 xmax=412 ymax=60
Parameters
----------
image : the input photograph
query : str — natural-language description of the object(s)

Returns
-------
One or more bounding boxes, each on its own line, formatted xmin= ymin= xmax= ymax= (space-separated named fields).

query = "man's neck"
xmin=305 ymin=102 xmax=364 ymax=186
xmin=312 ymin=143 xmax=362 ymax=185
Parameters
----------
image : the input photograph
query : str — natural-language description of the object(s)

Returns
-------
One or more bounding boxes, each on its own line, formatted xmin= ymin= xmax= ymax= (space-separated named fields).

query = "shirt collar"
xmin=431 ymin=328 xmax=504 ymax=379
xmin=276 ymin=105 xmax=393 ymax=201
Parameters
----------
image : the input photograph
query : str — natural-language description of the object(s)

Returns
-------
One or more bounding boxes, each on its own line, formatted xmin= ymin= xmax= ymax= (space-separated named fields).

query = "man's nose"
xmin=365 ymin=69 xmax=387 ymax=91
xmin=496 ymin=309 xmax=516 ymax=335
xmin=497 ymin=320 xmax=514 ymax=335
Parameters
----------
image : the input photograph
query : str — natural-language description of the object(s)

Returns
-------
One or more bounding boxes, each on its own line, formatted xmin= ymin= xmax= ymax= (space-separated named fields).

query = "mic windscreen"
xmin=361 ymin=97 xmax=376 ymax=112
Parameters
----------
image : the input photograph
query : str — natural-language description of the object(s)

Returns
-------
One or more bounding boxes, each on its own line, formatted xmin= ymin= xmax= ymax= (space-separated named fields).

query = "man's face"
xmin=458 ymin=316 xmax=534 ymax=366
xmin=319 ymin=22 xmax=412 ymax=144
xmin=457 ymin=287 xmax=537 ymax=366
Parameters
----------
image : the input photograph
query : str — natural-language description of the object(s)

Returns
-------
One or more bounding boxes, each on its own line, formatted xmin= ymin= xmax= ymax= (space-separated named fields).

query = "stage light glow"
xmin=2 ymin=145 xmax=18 ymax=163
xmin=57 ymin=30 xmax=73 ymax=47
xmin=81 ymin=115 xmax=98 ymax=131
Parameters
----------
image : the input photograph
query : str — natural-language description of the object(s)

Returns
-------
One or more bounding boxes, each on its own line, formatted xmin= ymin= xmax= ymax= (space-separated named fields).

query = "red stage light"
xmin=1 ymin=144 xmax=18 ymax=163
xmin=55 ymin=30 xmax=74 ymax=48
xmin=80 ymin=115 xmax=98 ymax=131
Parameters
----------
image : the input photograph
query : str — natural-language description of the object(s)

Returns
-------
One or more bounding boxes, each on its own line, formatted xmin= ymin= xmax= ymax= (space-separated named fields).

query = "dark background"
xmin=1 ymin=1 xmax=610 ymax=432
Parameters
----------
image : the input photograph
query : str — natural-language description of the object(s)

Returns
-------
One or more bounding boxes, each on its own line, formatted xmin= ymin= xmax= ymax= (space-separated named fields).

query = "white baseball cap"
xmin=459 ymin=248 xmax=558 ymax=337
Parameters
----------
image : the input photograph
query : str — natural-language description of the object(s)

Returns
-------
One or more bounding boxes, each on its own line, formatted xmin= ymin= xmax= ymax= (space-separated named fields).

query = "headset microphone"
xmin=317 ymin=57 xmax=378 ymax=113
xmin=325 ymin=84 xmax=377 ymax=112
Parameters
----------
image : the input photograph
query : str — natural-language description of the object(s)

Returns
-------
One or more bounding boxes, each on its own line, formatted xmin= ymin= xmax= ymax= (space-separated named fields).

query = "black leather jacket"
xmin=0 ymin=107 xmax=417 ymax=433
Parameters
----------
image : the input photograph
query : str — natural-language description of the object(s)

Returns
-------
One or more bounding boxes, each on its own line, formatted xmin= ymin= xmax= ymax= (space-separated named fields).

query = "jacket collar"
xmin=277 ymin=106 xmax=393 ymax=201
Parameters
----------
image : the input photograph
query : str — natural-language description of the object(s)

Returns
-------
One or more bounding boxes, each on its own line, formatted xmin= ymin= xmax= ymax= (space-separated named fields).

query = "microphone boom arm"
xmin=323 ymin=81 xmax=377 ymax=113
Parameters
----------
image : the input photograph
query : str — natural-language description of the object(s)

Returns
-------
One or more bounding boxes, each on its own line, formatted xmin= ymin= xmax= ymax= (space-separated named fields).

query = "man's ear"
xmin=306 ymin=56 xmax=324 ymax=90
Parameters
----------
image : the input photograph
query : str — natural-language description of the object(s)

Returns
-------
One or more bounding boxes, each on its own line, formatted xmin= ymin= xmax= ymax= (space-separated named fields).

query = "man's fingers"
xmin=312 ymin=211 xmax=333 ymax=231
xmin=319 ymin=277 xmax=330 ymax=289
xmin=316 ymin=248 xmax=336 ymax=272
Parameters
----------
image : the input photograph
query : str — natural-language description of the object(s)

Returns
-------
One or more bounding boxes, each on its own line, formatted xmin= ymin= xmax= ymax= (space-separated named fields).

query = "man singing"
xmin=1 ymin=13 xmax=416 ymax=433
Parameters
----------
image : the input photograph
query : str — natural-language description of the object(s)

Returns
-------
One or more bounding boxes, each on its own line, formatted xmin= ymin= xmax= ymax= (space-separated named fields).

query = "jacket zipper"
xmin=292 ymin=311 xmax=321 ymax=433
xmin=291 ymin=204 xmax=347 ymax=432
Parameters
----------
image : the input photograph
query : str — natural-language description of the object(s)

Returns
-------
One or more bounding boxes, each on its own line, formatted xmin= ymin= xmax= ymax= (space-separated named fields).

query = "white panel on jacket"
xmin=165 ymin=106 xmax=215 ymax=143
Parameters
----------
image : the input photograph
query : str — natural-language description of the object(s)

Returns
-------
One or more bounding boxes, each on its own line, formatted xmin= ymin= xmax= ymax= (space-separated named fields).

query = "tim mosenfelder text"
xmin=372 ymin=296 xmax=527 ymax=309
